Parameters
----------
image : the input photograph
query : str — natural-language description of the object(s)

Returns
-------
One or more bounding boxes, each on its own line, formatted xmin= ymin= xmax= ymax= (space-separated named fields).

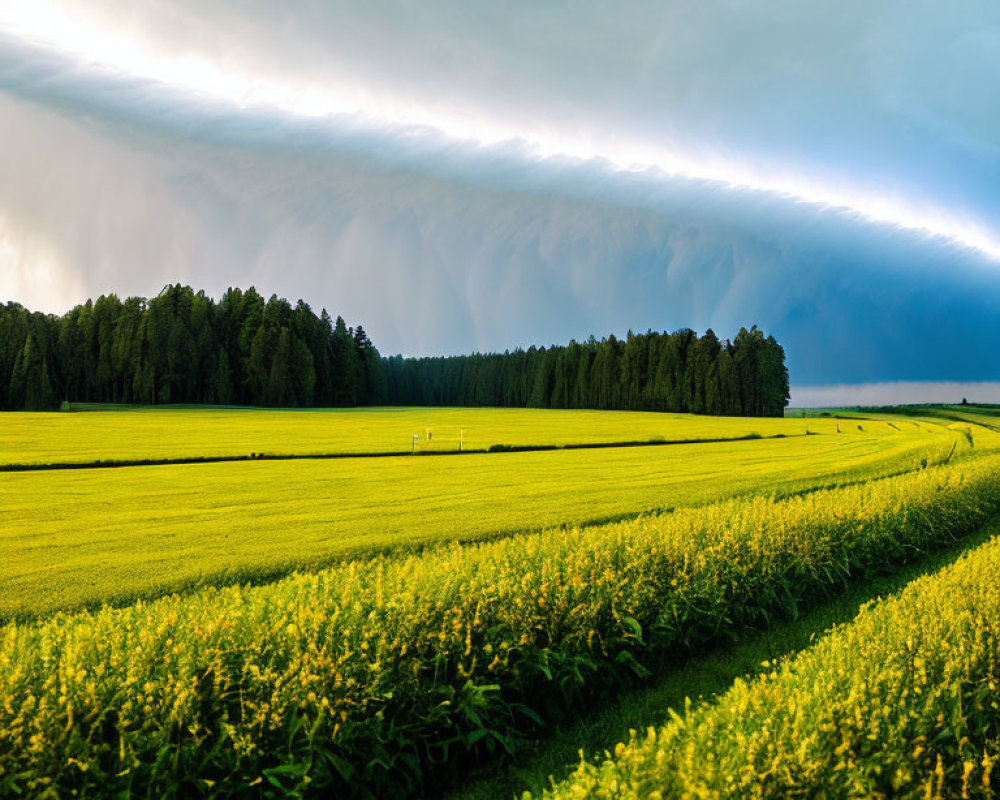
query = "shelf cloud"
xmin=1 ymin=1 xmax=999 ymax=386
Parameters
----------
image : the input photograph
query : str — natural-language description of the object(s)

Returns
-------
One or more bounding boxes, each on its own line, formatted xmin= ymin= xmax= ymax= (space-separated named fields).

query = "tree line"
xmin=0 ymin=285 xmax=385 ymax=411
xmin=0 ymin=285 xmax=789 ymax=416
xmin=386 ymin=327 xmax=789 ymax=417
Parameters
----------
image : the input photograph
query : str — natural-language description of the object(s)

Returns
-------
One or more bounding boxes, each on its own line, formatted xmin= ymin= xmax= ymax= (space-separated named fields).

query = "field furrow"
xmin=0 ymin=407 xmax=846 ymax=467
xmin=447 ymin=517 xmax=1000 ymax=800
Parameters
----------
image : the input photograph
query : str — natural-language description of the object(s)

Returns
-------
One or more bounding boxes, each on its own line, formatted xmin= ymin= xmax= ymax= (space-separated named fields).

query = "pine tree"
xmin=331 ymin=316 xmax=360 ymax=406
xmin=10 ymin=326 xmax=57 ymax=410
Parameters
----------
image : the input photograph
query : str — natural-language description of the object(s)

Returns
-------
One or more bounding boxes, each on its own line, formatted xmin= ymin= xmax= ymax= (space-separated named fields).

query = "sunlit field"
xmin=4 ymin=3 xmax=996 ymax=796
xmin=0 ymin=411 xmax=962 ymax=620
xmin=536 ymin=516 xmax=1000 ymax=800
xmin=3 ymin=405 xmax=1000 ymax=798
xmin=0 ymin=404 xmax=841 ymax=466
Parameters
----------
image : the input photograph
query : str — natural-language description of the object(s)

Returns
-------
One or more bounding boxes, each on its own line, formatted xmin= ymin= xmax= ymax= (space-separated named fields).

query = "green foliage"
xmin=2 ymin=457 xmax=1000 ymax=797
xmin=0 ymin=291 xmax=789 ymax=416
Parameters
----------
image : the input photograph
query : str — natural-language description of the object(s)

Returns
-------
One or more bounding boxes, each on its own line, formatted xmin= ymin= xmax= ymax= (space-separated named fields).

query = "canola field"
xmin=2 ymin=404 xmax=1000 ymax=798
xmin=0 ymin=414 xmax=965 ymax=620
xmin=541 ymin=517 xmax=1000 ymax=799
xmin=0 ymin=405 xmax=842 ymax=466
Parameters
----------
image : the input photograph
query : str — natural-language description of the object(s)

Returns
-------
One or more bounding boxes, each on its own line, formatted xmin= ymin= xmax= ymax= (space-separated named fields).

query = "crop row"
xmin=542 ymin=519 xmax=1000 ymax=799
xmin=2 ymin=457 xmax=1000 ymax=797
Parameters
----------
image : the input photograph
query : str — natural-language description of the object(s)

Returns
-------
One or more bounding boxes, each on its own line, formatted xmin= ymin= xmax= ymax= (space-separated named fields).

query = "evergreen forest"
xmin=0 ymin=285 xmax=789 ymax=416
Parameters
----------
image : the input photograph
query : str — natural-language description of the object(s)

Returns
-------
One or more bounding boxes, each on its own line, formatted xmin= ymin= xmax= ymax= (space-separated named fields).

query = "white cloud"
xmin=2 ymin=1 xmax=999 ymax=257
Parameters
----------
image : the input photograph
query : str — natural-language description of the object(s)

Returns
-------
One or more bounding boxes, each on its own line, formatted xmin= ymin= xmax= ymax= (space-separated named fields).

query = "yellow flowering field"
xmin=1 ymin=455 xmax=999 ymax=797
xmin=0 ymin=419 xmax=959 ymax=620
xmin=0 ymin=405 xmax=842 ymax=467
xmin=542 ymin=517 xmax=1000 ymax=800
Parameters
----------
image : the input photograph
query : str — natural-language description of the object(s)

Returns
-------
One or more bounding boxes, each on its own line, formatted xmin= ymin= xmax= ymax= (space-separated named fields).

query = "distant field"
xmin=0 ymin=405 xmax=839 ymax=467
xmin=0 ymin=416 xmax=963 ymax=620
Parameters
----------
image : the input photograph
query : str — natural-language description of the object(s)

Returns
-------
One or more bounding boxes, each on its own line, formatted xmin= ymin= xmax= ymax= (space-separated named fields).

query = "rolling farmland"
xmin=0 ymin=409 xmax=968 ymax=620
xmin=2 ymin=405 xmax=1000 ymax=798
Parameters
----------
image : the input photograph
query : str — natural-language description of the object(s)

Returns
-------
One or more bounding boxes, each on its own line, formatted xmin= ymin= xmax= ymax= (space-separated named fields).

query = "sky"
xmin=1 ymin=1 xmax=998 ymax=404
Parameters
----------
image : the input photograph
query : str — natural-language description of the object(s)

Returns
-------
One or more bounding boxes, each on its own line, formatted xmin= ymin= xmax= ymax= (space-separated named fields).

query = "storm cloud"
xmin=1 ymin=1 xmax=999 ymax=397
